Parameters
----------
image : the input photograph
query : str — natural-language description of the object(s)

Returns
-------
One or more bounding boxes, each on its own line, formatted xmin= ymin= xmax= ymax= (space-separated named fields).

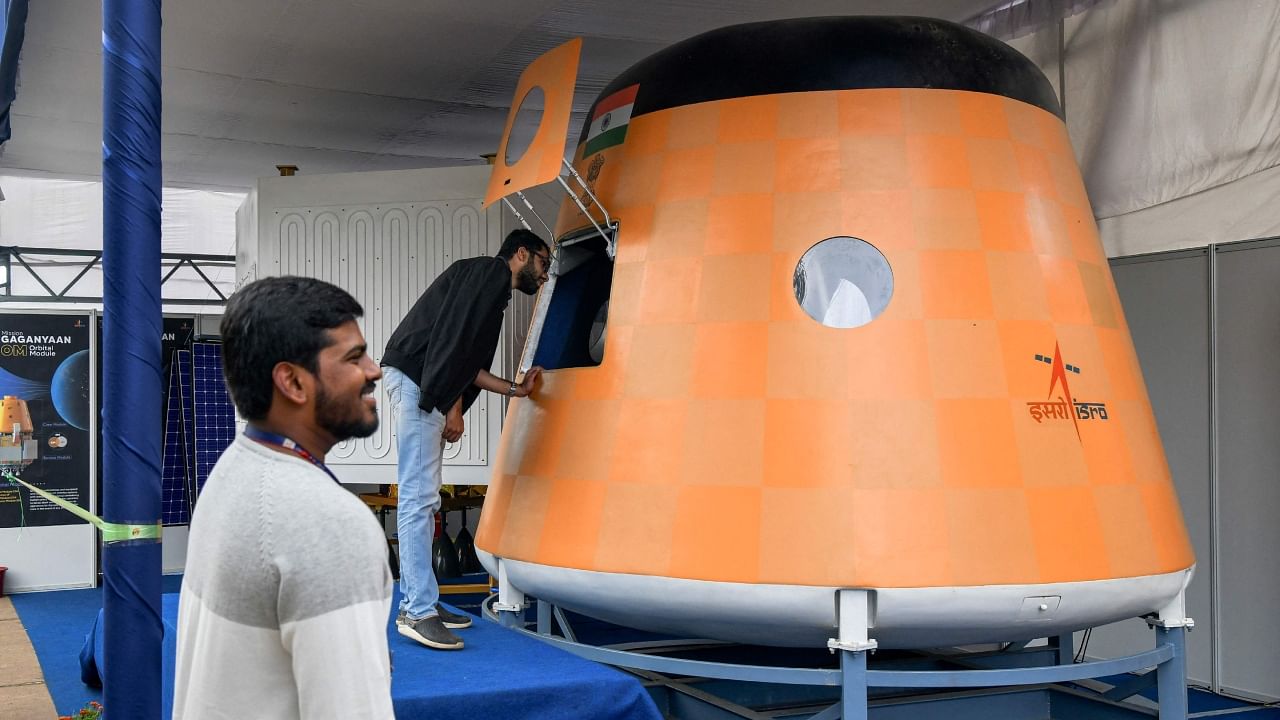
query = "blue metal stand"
xmin=486 ymin=594 xmax=1192 ymax=720
xmin=1155 ymin=627 xmax=1188 ymax=719
xmin=841 ymin=648 xmax=869 ymax=720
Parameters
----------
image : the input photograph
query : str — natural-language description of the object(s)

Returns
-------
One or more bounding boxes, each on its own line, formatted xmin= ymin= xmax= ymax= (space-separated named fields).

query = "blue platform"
xmin=74 ymin=589 xmax=661 ymax=720
xmin=17 ymin=583 xmax=1275 ymax=719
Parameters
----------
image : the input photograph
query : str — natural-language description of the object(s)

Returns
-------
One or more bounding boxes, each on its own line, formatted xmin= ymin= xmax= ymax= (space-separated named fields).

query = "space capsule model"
xmin=476 ymin=16 xmax=1194 ymax=648
xmin=0 ymin=395 xmax=39 ymax=472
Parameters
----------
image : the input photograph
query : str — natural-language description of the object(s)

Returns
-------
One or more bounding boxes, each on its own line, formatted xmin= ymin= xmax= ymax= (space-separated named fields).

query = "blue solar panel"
xmin=191 ymin=342 xmax=236 ymax=495
xmin=160 ymin=356 xmax=190 ymax=525
xmin=175 ymin=349 xmax=198 ymax=507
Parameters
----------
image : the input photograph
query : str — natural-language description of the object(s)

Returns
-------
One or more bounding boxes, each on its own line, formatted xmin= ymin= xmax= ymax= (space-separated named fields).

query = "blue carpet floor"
xmin=13 ymin=578 xmax=1278 ymax=719
xmin=9 ymin=574 xmax=183 ymax=717
xmin=12 ymin=575 xmax=661 ymax=720
xmin=11 ymin=575 xmax=488 ymax=716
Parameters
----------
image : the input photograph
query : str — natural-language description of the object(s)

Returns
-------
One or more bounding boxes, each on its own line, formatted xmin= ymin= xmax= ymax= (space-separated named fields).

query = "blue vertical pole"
xmin=537 ymin=599 xmax=552 ymax=635
xmin=1052 ymin=632 xmax=1073 ymax=665
xmin=840 ymin=650 xmax=869 ymax=720
xmin=1156 ymin=626 xmax=1189 ymax=720
xmin=0 ymin=0 xmax=32 ymax=144
xmin=102 ymin=1 xmax=163 ymax=718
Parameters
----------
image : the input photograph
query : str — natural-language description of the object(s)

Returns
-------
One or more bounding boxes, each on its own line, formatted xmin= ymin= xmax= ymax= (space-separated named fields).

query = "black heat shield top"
xmin=576 ymin=16 xmax=1061 ymax=144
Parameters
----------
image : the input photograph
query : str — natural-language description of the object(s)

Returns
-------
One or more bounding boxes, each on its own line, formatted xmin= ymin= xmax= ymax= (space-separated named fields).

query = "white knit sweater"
xmin=174 ymin=435 xmax=394 ymax=719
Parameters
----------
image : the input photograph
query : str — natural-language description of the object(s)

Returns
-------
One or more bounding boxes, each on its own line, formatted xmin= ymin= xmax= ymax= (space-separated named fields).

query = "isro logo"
xmin=1025 ymin=342 xmax=1109 ymax=440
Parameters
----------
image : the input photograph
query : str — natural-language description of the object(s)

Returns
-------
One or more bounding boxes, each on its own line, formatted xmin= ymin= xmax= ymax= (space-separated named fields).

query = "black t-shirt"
xmin=381 ymin=256 xmax=512 ymax=414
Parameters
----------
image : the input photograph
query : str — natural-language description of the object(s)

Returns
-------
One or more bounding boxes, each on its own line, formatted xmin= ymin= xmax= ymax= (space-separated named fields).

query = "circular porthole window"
xmin=793 ymin=237 xmax=893 ymax=329
xmin=505 ymin=86 xmax=546 ymax=166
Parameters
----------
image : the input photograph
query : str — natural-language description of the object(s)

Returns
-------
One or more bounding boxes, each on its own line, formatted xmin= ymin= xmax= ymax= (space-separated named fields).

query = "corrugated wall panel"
xmin=273 ymin=201 xmax=491 ymax=468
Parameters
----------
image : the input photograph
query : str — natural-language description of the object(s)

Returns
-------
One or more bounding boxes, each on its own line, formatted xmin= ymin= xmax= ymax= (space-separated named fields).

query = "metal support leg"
xmin=493 ymin=558 xmax=527 ymax=629
xmin=1151 ymin=586 xmax=1192 ymax=720
xmin=830 ymin=589 xmax=877 ymax=720
xmin=386 ymin=537 xmax=400 ymax=580
xmin=537 ymin=599 xmax=551 ymax=635
xmin=840 ymin=648 xmax=869 ymax=720
xmin=1156 ymin=626 xmax=1188 ymax=720
xmin=1051 ymin=632 xmax=1073 ymax=665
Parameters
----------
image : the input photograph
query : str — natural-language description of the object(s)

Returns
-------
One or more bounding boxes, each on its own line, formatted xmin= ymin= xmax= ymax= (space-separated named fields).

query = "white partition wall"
xmin=1103 ymin=250 xmax=1213 ymax=687
xmin=1105 ymin=240 xmax=1280 ymax=701
xmin=1212 ymin=240 xmax=1280 ymax=701
xmin=236 ymin=166 xmax=530 ymax=486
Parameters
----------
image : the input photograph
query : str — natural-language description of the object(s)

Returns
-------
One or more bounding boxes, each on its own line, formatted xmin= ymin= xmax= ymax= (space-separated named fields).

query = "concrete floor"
xmin=0 ymin=596 xmax=57 ymax=719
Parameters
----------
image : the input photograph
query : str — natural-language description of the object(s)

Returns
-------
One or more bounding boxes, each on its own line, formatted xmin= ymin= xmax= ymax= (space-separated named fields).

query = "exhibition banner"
xmin=0 ymin=312 xmax=92 ymax=528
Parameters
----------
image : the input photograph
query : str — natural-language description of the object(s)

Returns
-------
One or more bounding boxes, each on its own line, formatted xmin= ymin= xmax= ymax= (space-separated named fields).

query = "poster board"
xmin=0 ymin=311 xmax=96 ymax=591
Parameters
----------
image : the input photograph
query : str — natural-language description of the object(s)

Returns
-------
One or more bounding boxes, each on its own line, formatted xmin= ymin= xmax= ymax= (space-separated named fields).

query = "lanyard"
xmin=243 ymin=425 xmax=341 ymax=485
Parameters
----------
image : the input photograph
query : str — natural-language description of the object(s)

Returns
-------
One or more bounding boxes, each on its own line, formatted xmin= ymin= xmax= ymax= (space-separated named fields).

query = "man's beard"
xmin=515 ymin=260 xmax=541 ymax=295
xmin=315 ymin=381 xmax=379 ymax=440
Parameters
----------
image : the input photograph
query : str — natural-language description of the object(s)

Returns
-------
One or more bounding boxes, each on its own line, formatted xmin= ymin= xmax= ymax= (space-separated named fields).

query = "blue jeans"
xmin=384 ymin=366 xmax=445 ymax=621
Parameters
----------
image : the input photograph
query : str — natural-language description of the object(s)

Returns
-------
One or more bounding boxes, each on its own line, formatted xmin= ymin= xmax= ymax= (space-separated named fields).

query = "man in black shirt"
xmin=382 ymin=229 xmax=549 ymax=650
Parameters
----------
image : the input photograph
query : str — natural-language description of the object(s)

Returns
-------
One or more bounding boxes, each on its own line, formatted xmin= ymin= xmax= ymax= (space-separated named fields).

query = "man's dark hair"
xmin=220 ymin=276 xmax=363 ymax=420
xmin=496 ymin=228 xmax=549 ymax=261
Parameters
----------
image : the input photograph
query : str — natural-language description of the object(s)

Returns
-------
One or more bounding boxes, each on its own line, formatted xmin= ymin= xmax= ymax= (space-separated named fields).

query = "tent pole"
xmin=102 ymin=0 xmax=164 ymax=717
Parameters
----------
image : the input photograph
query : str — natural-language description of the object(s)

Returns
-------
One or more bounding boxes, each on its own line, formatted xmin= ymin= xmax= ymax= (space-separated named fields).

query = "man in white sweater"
xmin=174 ymin=276 xmax=394 ymax=719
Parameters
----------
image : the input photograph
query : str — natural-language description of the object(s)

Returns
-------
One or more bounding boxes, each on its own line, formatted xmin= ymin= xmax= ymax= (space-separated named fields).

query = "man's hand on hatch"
xmin=517 ymin=367 xmax=543 ymax=397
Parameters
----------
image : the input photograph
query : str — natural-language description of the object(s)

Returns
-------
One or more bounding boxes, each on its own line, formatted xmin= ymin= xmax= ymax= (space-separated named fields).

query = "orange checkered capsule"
xmin=477 ymin=16 xmax=1194 ymax=648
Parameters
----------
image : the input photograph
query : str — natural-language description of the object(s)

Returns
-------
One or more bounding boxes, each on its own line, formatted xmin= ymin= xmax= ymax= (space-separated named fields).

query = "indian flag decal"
xmin=583 ymin=84 xmax=639 ymax=156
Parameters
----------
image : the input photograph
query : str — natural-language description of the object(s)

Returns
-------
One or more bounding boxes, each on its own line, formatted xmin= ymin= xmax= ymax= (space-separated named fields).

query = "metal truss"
xmin=0 ymin=245 xmax=234 ymax=305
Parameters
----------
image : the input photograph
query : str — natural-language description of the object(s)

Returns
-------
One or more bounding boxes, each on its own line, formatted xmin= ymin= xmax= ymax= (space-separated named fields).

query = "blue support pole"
xmin=1155 ymin=627 xmax=1188 ymax=720
xmin=1051 ymin=632 xmax=1073 ymax=666
xmin=499 ymin=609 xmax=523 ymax=629
xmin=840 ymin=650 xmax=869 ymax=720
xmin=0 ymin=0 xmax=31 ymax=144
xmin=537 ymin=599 xmax=551 ymax=635
xmin=101 ymin=1 xmax=163 ymax=718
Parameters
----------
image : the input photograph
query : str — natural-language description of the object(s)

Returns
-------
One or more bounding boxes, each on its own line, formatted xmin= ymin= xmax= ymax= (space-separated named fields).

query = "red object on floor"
xmin=0 ymin=565 xmax=7 ymax=597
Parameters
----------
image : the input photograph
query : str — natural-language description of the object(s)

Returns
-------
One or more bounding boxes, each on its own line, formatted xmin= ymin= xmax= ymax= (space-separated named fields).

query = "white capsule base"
xmin=479 ymin=550 xmax=1193 ymax=648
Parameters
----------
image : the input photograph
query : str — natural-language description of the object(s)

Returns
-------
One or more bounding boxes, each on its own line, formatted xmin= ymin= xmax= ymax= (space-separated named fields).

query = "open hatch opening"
xmin=524 ymin=228 xmax=615 ymax=371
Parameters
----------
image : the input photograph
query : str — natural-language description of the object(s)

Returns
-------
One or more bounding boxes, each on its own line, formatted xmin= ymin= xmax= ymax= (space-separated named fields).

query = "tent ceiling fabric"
xmin=0 ymin=0 xmax=996 ymax=190
xmin=1007 ymin=0 xmax=1280 ymax=254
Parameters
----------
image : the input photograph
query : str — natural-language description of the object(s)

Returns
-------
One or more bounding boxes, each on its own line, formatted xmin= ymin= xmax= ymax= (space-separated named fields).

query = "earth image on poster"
xmin=51 ymin=349 xmax=91 ymax=430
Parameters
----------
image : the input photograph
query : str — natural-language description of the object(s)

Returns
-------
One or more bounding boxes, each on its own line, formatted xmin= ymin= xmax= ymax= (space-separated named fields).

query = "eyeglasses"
xmin=533 ymin=252 xmax=551 ymax=266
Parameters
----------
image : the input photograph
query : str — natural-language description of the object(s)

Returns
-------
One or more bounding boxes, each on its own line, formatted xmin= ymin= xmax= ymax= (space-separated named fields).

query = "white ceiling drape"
xmin=1007 ymin=0 xmax=1280 ymax=254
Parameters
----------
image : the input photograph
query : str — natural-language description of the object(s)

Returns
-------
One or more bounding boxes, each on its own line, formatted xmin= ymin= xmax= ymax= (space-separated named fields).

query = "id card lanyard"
xmin=243 ymin=425 xmax=341 ymax=485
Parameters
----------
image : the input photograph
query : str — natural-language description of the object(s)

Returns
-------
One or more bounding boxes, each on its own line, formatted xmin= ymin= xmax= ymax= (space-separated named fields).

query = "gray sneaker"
xmin=397 ymin=605 xmax=472 ymax=629
xmin=435 ymin=602 xmax=473 ymax=629
xmin=398 ymin=614 xmax=464 ymax=650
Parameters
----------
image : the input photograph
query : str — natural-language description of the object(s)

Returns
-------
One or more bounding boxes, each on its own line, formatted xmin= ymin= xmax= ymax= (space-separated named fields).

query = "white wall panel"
xmin=1108 ymin=241 xmax=1280 ymax=701
xmin=162 ymin=526 xmax=189 ymax=575
xmin=234 ymin=188 xmax=259 ymax=290
xmin=1104 ymin=250 xmax=1212 ymax=687
xmin=0 ymin=525 xmax=97 ymax=592
xmin=241 ymin=166 xmax=505 ymax=485
xmin=1212 ymin=239 xmax=1280 ymax=701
